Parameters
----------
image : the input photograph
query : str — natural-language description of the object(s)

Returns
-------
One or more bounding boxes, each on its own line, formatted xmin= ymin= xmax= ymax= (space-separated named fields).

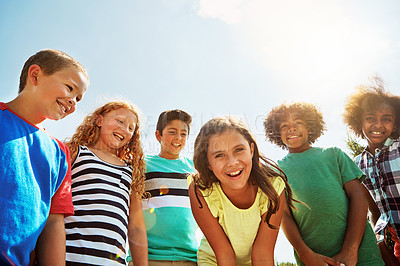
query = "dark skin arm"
xmin=332 ymin=179 xmax=368 ymax=266
xmin=281 ymin=198 xmax=343 ymax=266
xmin=363 ymin=186 xmax=400 ymax=265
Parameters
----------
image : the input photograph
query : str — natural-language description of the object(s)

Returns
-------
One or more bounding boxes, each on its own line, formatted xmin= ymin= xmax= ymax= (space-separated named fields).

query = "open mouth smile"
xmin=57 ymin=101 xmax=69 ymax=113
xmin=226 ymin=169 xmax=243 ymax=178
xmin=287 ymin=135 xmax=300 ymax=140
xmin=113 ymin=132 xmax=125 ymax=141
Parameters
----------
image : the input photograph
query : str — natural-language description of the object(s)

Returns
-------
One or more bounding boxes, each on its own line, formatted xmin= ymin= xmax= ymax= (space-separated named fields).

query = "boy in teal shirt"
xmin=129 ymin=109 xmax=197 ymax=265
xmin=264 ymin=102 xmax=383 ymax=266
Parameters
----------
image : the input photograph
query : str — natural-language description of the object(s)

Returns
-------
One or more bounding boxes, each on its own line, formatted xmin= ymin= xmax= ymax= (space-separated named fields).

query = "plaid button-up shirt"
xmin=355 ymin=138 xmax=400 ymax=241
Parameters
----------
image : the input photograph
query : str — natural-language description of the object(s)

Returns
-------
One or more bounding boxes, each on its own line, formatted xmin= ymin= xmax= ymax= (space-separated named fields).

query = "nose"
xmin=120 ymin=123 xmax=130 ymax=133
xmin=374 ymin=119 xmax=383 ymax=128
xmin=226 ymin=154 xmax=239 ymax=166
xmin=288 ymin=125 xmax=297 ymax=133
xmin=68 ymin=97 xmax=77 ymax=107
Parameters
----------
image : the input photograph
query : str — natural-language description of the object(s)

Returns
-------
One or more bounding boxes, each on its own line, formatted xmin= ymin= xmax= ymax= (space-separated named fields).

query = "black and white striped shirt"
xmin=65 ymin=146 xmax=132 ymax=265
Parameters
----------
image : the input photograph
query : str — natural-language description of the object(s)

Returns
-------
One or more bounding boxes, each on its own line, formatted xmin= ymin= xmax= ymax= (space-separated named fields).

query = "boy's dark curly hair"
xmin=264 ymin=102 xmax=326 ymax=149
xmin=344 ymin=77 xmax=400 ymax=139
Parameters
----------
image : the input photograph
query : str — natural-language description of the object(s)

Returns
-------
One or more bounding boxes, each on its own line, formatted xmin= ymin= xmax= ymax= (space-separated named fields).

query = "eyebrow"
xmin=166 ymin=127 xmax=187 ymax=132
xmin=363 ymin=113 xmax=394 ymax=116
xmin=209 ymin=143 xmax=245 ymax=156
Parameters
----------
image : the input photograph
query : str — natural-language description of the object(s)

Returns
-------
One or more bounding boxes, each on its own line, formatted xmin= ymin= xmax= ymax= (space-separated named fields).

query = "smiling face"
xmin=207 ymin=129 xmax=254 ymax=194
xmin=34 ymin=66 xmax=88 ymax=122
xmin=362 ymin=102 xmax=396 ymax=152
xmin=156 ymin=119 xmax=189 ymax=159
xmin=279 ymin=112 xmax=312 ymax=153
xmin=94 ymin=108 xmax=137 ymax=154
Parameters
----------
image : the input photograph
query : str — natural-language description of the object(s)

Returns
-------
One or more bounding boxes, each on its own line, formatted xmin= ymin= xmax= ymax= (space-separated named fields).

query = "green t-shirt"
xmin=278 ymin=147 xmax=383 ymax=266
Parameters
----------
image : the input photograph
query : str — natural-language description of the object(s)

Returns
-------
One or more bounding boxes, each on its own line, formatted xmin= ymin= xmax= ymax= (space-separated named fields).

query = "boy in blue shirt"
xmin=0 ymin=49 xmax=89 ymax=265
xmin=141 ymin=109 xmax=198 ymax=265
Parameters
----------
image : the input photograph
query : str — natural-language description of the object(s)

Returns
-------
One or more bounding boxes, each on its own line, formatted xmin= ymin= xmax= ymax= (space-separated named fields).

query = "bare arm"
xmin=35 ymin=213 xmax=66 ymax=266
xmin=333 ymin=179 xmax=369 ymax=266
xmin=281 ymin=198 xmax=342 ymax=266
xmin=128 ymin=192 xmax=148 ymax=266
xmin=188 ymin=183 xmax=236 ymax=265
xmin=251 ymin=192 xmax=285 ymax=266
xmin=363 ymin=185 xmax=380 ymax=229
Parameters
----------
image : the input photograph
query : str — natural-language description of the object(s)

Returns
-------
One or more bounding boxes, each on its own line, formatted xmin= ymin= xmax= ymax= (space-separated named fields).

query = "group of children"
xmin=1 ymin=49 xmax=400 ymax=266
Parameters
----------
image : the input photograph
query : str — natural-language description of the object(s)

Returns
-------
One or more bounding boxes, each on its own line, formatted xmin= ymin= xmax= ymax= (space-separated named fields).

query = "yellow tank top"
xmin=197 ymin=176 xmax=285 ymax=265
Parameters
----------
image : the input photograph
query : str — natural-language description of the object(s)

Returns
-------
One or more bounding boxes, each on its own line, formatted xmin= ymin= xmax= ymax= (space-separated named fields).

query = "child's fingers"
xmin=324 ymin=256 xmax=345 ymax=266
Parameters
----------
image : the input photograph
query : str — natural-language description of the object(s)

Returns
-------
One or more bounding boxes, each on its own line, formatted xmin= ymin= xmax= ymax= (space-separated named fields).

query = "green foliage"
xmin=345 ymin=133 xmax=365 ymax=158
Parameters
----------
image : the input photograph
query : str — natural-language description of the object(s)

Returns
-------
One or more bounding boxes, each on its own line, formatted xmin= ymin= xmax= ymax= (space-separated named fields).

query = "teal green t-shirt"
xmin=278 ymin=147 xmax=383 ymax=266
xmin=142 ymin=155 xmax=198 ymax=262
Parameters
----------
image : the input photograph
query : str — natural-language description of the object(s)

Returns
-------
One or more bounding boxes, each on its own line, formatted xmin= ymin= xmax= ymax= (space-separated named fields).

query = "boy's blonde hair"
xmin=344 ymin=77 xmax=400 ymax=139
xmin=19 ymin=49 xmax=89 ymax=93
xmin=65 ymin=101 xmax=146 ymax=197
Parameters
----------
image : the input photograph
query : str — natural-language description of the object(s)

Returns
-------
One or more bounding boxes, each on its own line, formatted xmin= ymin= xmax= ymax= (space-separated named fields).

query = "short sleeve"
xmin=201 ymin=184 xmax=222 ymax=218
xmin=49 ymin=142 xmax=74 ymax=216
xmin=334 ymin=147 xmax=366 ymax=185
xmin=259 ymin=176 xmax=285 ymax=215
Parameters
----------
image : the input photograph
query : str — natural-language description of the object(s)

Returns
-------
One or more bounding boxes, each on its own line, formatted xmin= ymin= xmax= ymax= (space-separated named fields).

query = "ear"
xmin=250 ymin=142 xmax=254 ymax=157
xmin=27 ymin=65 xmax=42 ymax=86
xmin=155 ymin=130 xmax=162 ymax=142
xmin=95 ymin=114 xmax=104 ymax=127
xmin=208 ymin=164 xmax=213 ymax=171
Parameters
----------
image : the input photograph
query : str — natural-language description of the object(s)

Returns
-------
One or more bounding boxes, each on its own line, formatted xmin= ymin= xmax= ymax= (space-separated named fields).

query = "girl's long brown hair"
xmin=65 ymin=101 xmax=147 ymax=198
xmin=193 ymin=116 xmax=296 ymax=229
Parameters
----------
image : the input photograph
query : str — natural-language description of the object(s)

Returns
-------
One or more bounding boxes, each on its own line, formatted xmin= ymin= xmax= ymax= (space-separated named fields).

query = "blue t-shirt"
xmin=142 ymin=154 xmax=198 ymax=262
xmin=0 ymin=103 xmax=70 ymax=266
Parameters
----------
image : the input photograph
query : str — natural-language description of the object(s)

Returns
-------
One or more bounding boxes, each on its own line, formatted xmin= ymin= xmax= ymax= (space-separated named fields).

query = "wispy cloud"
xmin=196 ymin=0 xmax=398 ymax=95
xmin=198 ymin=0 xmax=244 ymax=24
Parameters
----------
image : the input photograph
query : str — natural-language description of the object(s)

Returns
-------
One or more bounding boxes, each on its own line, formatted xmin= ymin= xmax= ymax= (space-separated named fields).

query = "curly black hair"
xmin=343 ymin=77 xmax=400 ymax=139
xmin=264 ymin=102 xmax=326 ymax=149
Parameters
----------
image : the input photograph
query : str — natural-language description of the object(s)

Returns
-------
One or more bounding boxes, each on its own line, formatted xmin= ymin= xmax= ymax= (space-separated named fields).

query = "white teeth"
xmin=172 ymin=143 xmax=180 ymax=147
xmin=228 ymin=170 xmax=241 ymax=176
xmin=60 ymin=105 xmax=66 ymax=112
xmin=114 ymin=133 xmax=124 ymax=140
xmin=372 ymin=132 xmax=383 ymax=135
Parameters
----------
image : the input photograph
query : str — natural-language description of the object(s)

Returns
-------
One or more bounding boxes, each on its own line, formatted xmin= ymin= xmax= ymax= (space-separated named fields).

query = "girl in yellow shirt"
xmin=189 ymin=116 xmax=296 ymax=266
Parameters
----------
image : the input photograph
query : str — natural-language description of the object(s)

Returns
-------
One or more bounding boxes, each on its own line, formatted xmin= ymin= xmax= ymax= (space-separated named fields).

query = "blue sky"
xmin=1 ymin=0 xmax=400 ymax=262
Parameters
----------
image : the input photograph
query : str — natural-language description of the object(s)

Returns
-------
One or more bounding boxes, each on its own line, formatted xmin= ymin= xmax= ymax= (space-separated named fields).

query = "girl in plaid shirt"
xmin=344 ymin=77 xmax=400 ymax=265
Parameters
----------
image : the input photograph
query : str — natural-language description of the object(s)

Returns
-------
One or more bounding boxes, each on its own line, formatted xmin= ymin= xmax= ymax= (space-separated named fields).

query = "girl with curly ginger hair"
xmin=344 ymin=77 xmax=400 ymax=264
xmin=64 ymin=101 xmax=148 ymax=265
xmin=264 ymin=102 xmax=383 ymax=266
xmin=189 ymin=116 xmax=296 ymax=265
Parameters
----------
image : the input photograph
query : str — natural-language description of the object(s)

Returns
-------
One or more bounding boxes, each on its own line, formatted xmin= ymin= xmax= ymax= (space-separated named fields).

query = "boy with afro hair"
xmin=265 ymin=102 xmax=383 ymax=266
